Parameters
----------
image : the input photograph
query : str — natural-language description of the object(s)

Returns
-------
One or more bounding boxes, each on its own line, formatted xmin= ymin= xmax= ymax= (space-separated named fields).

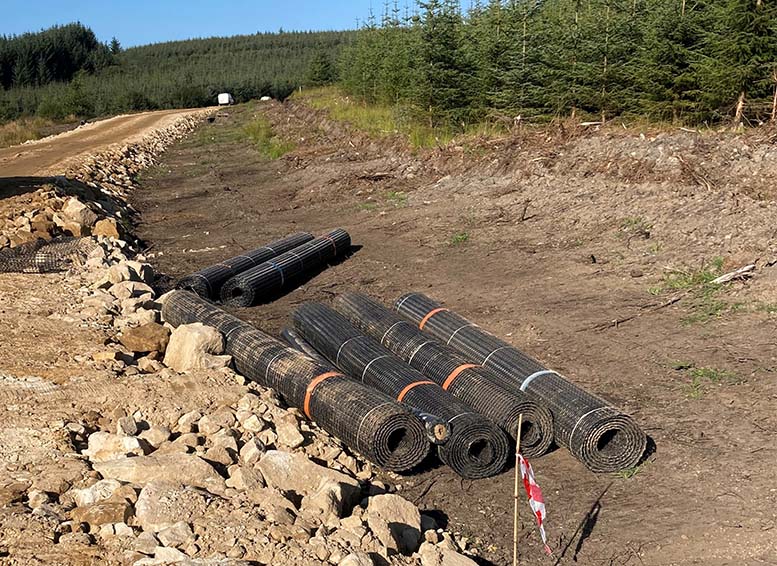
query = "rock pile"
xmin=4 ymin=109 xmax=484 ymax=565
xmin=26 ymin=381 xmax=480 ymax=566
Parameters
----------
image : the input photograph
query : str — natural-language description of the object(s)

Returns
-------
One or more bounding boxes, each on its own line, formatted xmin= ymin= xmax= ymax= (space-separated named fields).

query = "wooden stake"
xmin=513 ymin=413 xmax=524 ymax=566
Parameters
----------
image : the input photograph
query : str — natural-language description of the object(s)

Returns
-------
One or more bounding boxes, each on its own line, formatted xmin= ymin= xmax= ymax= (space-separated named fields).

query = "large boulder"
xmin=119 ymin=322 xmax=170 ymax=354
xmin=70 ymin=500 xmax=132 ymax=528
xmin=365 ymin=493 xmax=422 ymax=555
xmin=93 ymin=218 xmax=121 ymax=239
xmin=84 ymin=432 xmax=147 ymax=463
xmin=62 ymin=197 xmax=98 ymax=228
xmin=163 ymin=323 xmax=231 ymax=372
xmin=339 ymin=552 xmax=374 ymax=566
xmin=257 ymin=451 xmax=359 ymax=505
xmin=70 ymin=479 xmax=123 ymax=507
xmin=92 ymin=453 xmax=225 ymax=495
xmin=134 ymin=481 xmax=209 ymax=532
xmin=418 ymin=542 xmax=479 ymax=566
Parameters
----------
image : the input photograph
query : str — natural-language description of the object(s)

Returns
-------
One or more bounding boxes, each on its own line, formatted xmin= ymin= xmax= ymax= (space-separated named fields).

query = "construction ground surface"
xmin=2 ymin=100 xmax=777 ymax=566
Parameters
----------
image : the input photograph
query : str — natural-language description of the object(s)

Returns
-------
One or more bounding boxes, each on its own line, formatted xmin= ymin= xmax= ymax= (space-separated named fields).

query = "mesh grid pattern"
xmin=394 ymin=293 xmax=647 ymax=473
xmin=0 ymin=237 xmax=97 ymax=273
xmin=220 ymin=229 xmax=351 ymax=307
xmin=161 ymin=291 xmax=428 ymax=472
xmin=281 ymin=327 xmax=450 ymax=446
xmin=176 ymin=232 xmax=314 ymax=300
xmin=293 ymin=302 xmax=510 ymax=479
xmin=333 ymin=293 xmax=554 ymax=458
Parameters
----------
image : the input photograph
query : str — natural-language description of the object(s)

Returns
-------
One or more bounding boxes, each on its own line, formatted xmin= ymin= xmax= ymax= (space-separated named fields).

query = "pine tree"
xmin=487 ymin=0 xmax=548 ymax=117
xmin=701 ymin=0 xmax=777 ymax=123
xmin=306 ymin=52 xmax=336 ymax=86
xmin=110 ymin=37 xmax=121 ymax=55
xmin=415 ymin=0 xmax=475 ymax=127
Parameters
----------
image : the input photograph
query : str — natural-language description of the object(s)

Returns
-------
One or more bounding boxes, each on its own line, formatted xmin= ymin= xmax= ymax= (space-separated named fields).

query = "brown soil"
xmin=0 ymin=108 xmax=205 ymax=177
xmin=128 ymin=102 xmax=777 ymax=565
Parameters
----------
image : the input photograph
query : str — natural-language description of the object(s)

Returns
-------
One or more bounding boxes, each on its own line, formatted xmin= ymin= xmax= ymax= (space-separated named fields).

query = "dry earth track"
xmin=0 ymin=108 xmax=208 ymax=177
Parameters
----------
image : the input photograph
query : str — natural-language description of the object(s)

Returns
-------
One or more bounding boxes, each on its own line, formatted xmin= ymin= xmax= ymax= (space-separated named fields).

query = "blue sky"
xmin=3 ymin=1 xmax=390 ymax=47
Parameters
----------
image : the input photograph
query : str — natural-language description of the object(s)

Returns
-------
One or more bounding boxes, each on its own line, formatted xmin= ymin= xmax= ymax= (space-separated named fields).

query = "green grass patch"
xmin=674 ymin=362 xmax=739 ymax=399
xmin=359 ymin=202 xmax=378 ymax=211
xmin=243 ymin=116 xmax=294 ymax=159
xmin=757 ymin=303 xmax=777 ymax=314
xmin=614 ymin=461 xmax=649 ymax=480
xmin=386 ymin=191 xmax=408 ymax=207
xmin=450 ymin=232 xmax=470 ymax=246
xmin=297 ymin=86 xmax=504 ymax=150
xmin=657 ymin=257 xmax=724 ymax=292
xmin=648 ymin=257 xmax=739 ymax=324
xmin=620 ymin=216 xmax=653 ymax=240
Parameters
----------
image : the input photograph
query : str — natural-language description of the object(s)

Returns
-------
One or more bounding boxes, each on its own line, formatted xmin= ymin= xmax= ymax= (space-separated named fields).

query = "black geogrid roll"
xmin=220 ymin=229 xmax=351 ymax=307
xmin=280 ymin=327 xmax=331 ymax=366
xmin=293 ymin=303 xmax=510 ymax=479
xmin=176 ymin=232 xmax=314 ymax=300
xmin=161 ymin=291 xmax=428 ymax=472
xmin=395 ymin=293 xmax=647 ymax=473
xmin=281 ymin=327 xmax=451 ymax=446
xmin=334 ymin=293 xmax=554 ymax=458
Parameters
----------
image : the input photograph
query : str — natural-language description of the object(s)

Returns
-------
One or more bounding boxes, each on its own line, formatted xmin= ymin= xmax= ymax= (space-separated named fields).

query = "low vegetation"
xmin=243 ymin=116 xmax=294 ymax=159
xmin=615 ymin=460 xmax=649 ymax=480
xmin=686 ymin=366 xmax=740 ymax=399
xmin=647 ymin=258 xmax=747 ymax=324
xmin=450 ymin=232 xmax=470 ymax=246
xmin=0 ymin=117 xmax=60 ymax=148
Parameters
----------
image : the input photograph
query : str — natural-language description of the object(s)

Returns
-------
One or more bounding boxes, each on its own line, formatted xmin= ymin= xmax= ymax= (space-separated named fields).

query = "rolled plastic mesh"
xmin=333 ymin=293 xmax=554 ymax=458
xmin=161 ymin=291 xmax=428 ymax=472
xmin=0 ymin=237 xmax=97 ymax=273
xmin=395 ymin=293 xmax=647 ymax=473
xmin=281 ymin=326 xmax=450 ymax=446
xmin=176 ymin=232 xmax=314 ymax=300
xmin=220 ymin=229 xmax=351 ymax=306
xmin=293 ymin=302 xmax=510 ymax=479
xmin=280 ymin=327 xmax=331 ymax=366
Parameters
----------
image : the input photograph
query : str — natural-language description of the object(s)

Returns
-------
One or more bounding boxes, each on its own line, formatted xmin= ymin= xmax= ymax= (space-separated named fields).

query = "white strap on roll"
xmin=520 ymin=370 xmax=559 ymax=391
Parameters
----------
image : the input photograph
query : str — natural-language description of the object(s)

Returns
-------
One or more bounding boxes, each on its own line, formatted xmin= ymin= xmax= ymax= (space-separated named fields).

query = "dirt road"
xmin=0 ymin=108 xmax=205 ymax=177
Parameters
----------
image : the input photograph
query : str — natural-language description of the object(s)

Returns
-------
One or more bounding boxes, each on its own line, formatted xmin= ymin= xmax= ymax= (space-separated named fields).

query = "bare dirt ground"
xmin=130 ymin=102 xmax=777 ymax=566
xmin=0 ymin=109 xmax=205 ymax=177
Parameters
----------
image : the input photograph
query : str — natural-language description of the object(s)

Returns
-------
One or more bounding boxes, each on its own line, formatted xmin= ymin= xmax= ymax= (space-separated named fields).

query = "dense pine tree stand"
xmin=0 ymin=27 xmax=354 ymax=121
xmin=338 ymin=0 xmax=777 ymax=128
xmin=2 ymin=1 xmax=776 ymax=127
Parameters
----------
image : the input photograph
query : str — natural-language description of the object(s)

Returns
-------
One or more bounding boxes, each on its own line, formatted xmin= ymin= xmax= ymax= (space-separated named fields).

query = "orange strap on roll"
xmin=304 ymin=372 xmax=342 ymax=418
xmin=322 ymin=235 xmax=338 ymax=254
xmin=419 ymin=307 xmax=449 ymax=330
xmin=442 ymin=364 xmax=479 ymax=390
xmin=397 ymin=380 xmax=435 ymax=402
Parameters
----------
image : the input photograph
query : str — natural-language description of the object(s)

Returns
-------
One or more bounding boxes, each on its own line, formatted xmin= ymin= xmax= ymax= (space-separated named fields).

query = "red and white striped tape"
xmin=519 ymin=454 xmax=552 ymax=555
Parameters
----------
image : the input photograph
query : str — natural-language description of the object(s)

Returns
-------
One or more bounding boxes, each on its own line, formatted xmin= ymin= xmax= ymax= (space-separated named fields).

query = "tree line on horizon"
xmin=0 ymin=26 xmax=350 ymax=121
xmin=339 ymin=0 xmax=777 ymax=128
xmin=3 ymin=3 xmax=777 ymax=129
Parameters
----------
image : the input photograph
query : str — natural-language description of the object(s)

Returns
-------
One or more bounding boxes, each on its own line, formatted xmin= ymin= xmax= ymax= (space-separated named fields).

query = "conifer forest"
xmin=2 ymin=1 xmax=777 ymax=128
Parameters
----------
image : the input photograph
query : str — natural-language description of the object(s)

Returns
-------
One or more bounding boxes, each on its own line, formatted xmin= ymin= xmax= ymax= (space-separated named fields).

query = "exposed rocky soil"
xmin=132 ymin=101 xmax=777 ymax=566
xmin=2 ymin=100 xmax=777 ymax=566
xmin=0 ymin=109 xmax=483 ymax=566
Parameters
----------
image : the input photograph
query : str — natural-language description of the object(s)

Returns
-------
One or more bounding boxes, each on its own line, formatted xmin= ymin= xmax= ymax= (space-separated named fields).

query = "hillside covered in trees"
xmin=3 ymin=2 xmax=776 ymax=130
xmin=0 ymin=26 xmax=350 ymax=121
xmin=340 ymin=0 xmax=777 ymax=127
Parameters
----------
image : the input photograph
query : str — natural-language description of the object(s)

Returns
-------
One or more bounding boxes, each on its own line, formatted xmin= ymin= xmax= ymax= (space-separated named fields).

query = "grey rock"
xmin=365 ymin=493 xmax=422 ymax=555
xmin=163 ymin=323 xmax=230 ymax=372
xmin=93 ymin=453 xmax=225 ymax=495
